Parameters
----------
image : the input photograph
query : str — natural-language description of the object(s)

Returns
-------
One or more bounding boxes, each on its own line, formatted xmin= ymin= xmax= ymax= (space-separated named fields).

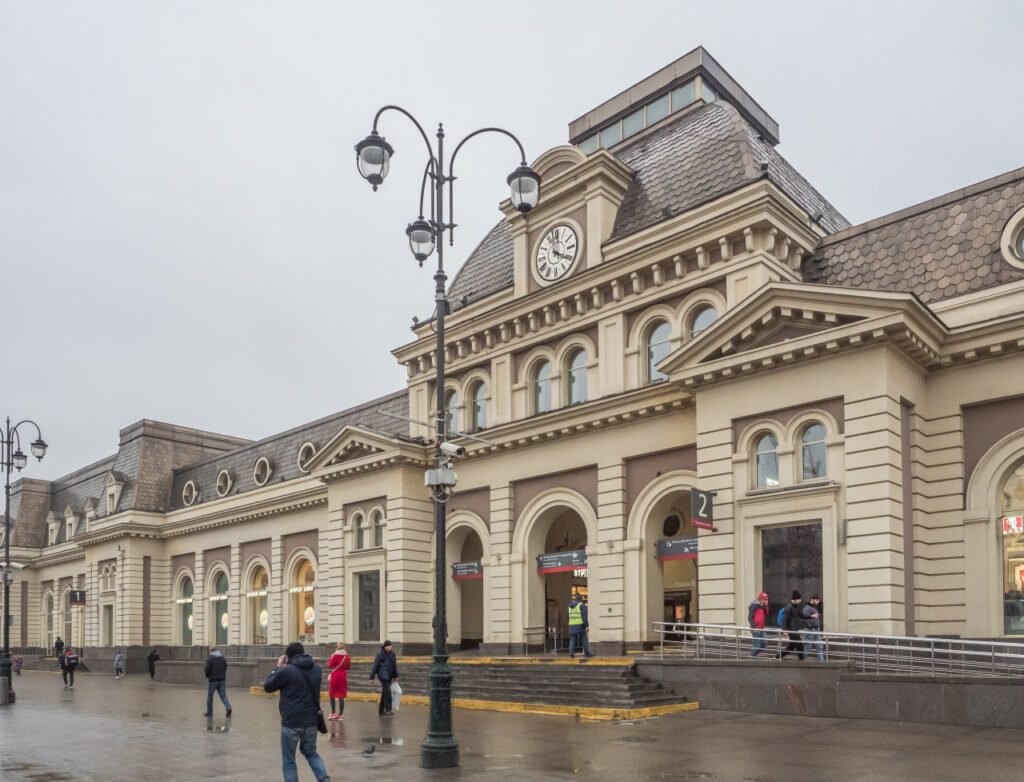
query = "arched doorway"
xmin=1001 ymin=459 xmax=1024 ymax=635
xmin=290 ymin=558 xmax=317 ymax=644
xmin=446 ymin=520 xmax=486 ymax=650
xmin=246 ymin=565 xmax=269 ymax=645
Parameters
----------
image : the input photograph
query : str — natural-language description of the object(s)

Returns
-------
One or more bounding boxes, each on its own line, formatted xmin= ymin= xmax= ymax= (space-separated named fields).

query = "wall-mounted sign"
xmin=304 ymin=606 xmax=316 ymax=626
xmin=1004 ymin=516 xmax=1024 ymax=535
xmin=690 ymin=489 xmax=715 ymax=530
xmin=70 ymin=590 xmax=87 ymax=606
xmin=259 ymin=609 xmax=269 ymax=628
xmin=657 ymin=537 xmax=699 ymax=561
xmin=537 ymin=549 xmax=587 ymax=574
xmin=452 ymin=560 xmax=483 ymax=581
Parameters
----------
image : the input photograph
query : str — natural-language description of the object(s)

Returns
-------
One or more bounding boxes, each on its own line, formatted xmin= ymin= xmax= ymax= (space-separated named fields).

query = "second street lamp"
xmin=355 ymin=107 xmax=539 ymax=769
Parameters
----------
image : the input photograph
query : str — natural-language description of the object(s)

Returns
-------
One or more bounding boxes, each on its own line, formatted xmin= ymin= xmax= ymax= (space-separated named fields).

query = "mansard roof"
xmin=804 ymin=168 xmax=1024 ymax=303
xmin=168 ymin=389 xmax=410 ymax=510
xmin=447 ymin=100 xmax=850 ymax=313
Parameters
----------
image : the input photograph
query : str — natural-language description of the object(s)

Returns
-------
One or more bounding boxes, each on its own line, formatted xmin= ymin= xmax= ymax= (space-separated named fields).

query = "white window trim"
xmin=216 ymin=469 xmax=233 ymax=497
xmin=1000 ymin=207 xmax=1024 ymax=270
xmin=297 ymin=442 xmax=317 ymax=473
xmin=253 ymin=457 xmax=273 ymax=487
xmin=182 ymin=480 xmax=199 ymax=506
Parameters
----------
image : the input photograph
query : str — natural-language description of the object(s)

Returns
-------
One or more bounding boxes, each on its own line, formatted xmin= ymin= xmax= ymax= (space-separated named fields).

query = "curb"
xmin=249 ymin=686 xmax=698 ymax=721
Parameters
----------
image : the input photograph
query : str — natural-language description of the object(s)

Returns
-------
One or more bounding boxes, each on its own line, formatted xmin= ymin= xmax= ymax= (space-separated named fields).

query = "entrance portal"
xmin=446 ymin=527 xmax=484 ymax=650
xmin=538 ymin=511 xmax=588 ymax=652
xmin=639 ymin=488 xmax=699 ymax=641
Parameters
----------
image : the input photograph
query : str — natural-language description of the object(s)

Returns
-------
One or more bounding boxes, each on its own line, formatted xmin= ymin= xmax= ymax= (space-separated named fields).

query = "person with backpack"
xmin=61 ymin=647 xmax=80 ymax=689
xmin=263 ymin=641 xmax=331 ymax=782
xmin=747 ymin=591 xmax=770 ymax=657
xmin=779 ymin=591 xmax=806 ymax=660
xmin=113 ymin=649 xmax=126 ymax=678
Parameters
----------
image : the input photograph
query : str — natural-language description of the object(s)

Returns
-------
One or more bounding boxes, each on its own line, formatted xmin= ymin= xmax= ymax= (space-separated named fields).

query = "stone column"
xmin=269 ymin=537 xmax=284 ymax=646
xmin=595 ymin=461 xmax=627 ymax=650
xmin=193 ymin=554 xmax=206 ymax=648
xmin=228 ymin=544 xmax=241 ymax=646
xmin=694 ymin=422 xmax=738 ymax=625
xmin=484 ymin=484 xmax=514 ymax=653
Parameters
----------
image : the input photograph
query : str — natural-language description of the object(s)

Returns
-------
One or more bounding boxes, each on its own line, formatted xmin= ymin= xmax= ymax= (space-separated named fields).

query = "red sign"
xmin=1003 ymin=516 xmax=1024 ymax=535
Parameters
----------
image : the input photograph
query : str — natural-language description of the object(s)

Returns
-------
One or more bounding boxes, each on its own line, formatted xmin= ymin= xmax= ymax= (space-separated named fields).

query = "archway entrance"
xmin=530 ymin=509 xmax=588 ymax=652
xmin=1001 ymin=459 xmax=1024 ymax=635
xmin=446 ymin=526 xmax=485 ymax=650
xmin=641 ymin=489 xmax=699 ymax=641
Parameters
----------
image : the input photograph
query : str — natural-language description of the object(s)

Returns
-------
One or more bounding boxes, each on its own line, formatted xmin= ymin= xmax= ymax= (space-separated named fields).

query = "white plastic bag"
xmin=391 ymin=680 xmax=402 ymax=712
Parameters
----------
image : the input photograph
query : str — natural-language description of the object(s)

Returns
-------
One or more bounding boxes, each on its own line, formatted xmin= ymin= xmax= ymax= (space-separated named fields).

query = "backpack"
xmin=776 ymin=607 xmax=787 ymax=627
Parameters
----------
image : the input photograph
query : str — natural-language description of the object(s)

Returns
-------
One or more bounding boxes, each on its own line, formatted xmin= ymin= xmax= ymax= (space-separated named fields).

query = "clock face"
xmin=535 ymin=224 xmax=579 ymax=282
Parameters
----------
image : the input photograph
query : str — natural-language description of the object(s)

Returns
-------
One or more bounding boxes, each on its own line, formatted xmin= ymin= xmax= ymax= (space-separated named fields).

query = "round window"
xmin=182 ymin=481 xmax=198 ymax=507
xmin=253 ymin=457 xmax=272 ymax=486
xmin=1015 ymin=227 xmax=1024 ymax=261
xmin=215 ymin=470 xmax=233 ymax=498
xmin=297 ymin=442 xmax=316 ymax=473
xmin=663 ymin=514 xmax=682 ymax=537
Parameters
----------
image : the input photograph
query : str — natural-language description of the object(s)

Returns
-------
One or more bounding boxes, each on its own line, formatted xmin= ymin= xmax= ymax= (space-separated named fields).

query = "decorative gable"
xmin=47 ymin=511 xmax=61 ymax=546
xmin=83 ymin=498 xmax=97 ymax=530
xmin=104 ymin=471 xmax=126 ymax=515
xmin=63 ymin=504 xmax=80 ymax=540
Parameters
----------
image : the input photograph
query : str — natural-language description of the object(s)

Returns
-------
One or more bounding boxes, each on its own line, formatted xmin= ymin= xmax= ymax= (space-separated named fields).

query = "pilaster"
xmin=228 ymin=544 xmax=241 ymax=645
xmin=486 ymin=484 xmax=514 ymax=644
xmin=595 ymin=462 xmax=627 ymax=640
xmin=386 ymin=489 xmax=433 ymax=644
xmin=269 ymin=536 xmax=283 ymax=645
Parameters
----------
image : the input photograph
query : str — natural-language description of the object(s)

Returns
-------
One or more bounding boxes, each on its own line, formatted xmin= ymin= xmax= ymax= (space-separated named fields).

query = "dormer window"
xmin=182 ymin=481 xmax=199 ymax=507
xmin=66 ymin=519 xmax=76 ymax=540
xmin=253 ymin=457 xmax=272 ymax=487
xmin=103 ymin=471 xmax=125 ymax=515
xmin=106 ymin=492 xmax=116 ymax=514
xmin=47 ymin=514 xmax=60 ymax=546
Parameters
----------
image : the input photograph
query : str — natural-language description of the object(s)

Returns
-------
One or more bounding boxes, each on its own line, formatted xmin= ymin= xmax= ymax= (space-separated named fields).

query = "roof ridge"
xmin=819 ymin=165 xmax=1024 ymax=248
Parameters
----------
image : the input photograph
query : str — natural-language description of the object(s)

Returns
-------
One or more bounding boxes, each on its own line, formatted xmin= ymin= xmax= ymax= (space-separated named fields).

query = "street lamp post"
xmin=356 ymin=108 xmax=540 ymax=769
xmin=1 ymin=417 xmax=48 ymax=704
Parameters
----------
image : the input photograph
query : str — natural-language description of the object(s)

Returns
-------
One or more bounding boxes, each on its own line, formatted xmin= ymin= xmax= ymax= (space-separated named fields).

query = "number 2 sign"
xmin=690 ymin=489 xmax=715 ymax=531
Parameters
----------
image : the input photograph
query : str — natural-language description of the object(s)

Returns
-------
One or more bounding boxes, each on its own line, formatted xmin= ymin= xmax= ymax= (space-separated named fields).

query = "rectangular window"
xmin=701 ymin=79 xmax=718 ymax=103
xmin=598 ymin=122 xmax=621 ymax=149
xmin=760 ymin=522 xmax=823 ymax=626
xmin=671 ymin=80 xmax=696 ymax=112
xmin=646 ymin=94 xmax=670 ymax=125
xmin=1002 ymin=516 xmax=1024 ymax=635
xmin=577 ymin=135 xmax=599 ymax=154
xmin=358 ymin=571 xmax=381 ymax=642
xmin=622 ymin=107 xmax=645 ymax=139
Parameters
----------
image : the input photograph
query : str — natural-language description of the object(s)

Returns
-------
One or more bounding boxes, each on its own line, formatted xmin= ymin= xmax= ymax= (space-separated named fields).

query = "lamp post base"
xmin=420 ymin=655 xmax=459 ymax=769
xmin=0 ymin=653 xmax=14 ymax=705
xmin=420 ymin=738 xmax=460 ymax=769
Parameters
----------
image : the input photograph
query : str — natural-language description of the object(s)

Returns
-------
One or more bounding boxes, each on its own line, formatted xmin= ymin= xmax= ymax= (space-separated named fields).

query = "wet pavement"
xmin=1 ymin=671 xmax=1021 ymax=781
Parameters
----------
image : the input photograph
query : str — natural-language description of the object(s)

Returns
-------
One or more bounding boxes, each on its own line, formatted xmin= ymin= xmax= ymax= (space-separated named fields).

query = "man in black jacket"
xmin=369 ymin=640 xmax=399 ymax=716
xmin=780 ymin=591 xmax=806 ymax=660
xmin=264 ymin=641 xmax=330 ymax=782
xmin=203 ymin=646 xmax=232 ymax=717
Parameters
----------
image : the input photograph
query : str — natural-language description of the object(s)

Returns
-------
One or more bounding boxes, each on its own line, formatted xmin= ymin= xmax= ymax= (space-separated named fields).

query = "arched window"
xmin=801 ymin=423 xmax=828 ymax=480
xmin=444 ymin=389 xmax=461 ymax=435
xmin=1000 ymin=460 xmax=1024 ymax=635
xmin=45 ymin=593 xmax=55 ymax=649
xmin=372 ymin=509 xmax=384 ymax=548
xmin=533 ymin=360 xmax=553 ymax=414
xmin=689 ymin=305 xmax=718 ymax=338
xmin=646 ymin=320 xmax=672 ymax=383
xmin=247 ymin=566 xmax=269 ymax=644
xmin=210 ymin=570 xmax=229 ymax=646
xmin=567 ymin=348 xmax=588 ymax=405
xmin=291 ymin=559 xmax=316 ymax=643
xmin=754 ymin=433 xmax=780 ymax=488
xmin=177 ymin=577 xmax=194 ymax=646
xmin=470 ymin=382 xmax=488 ymax=430
xmin=61 ymin=590 xmax=73 ymax=647
xmin=353 ymin=513 xmax=365 ymax=550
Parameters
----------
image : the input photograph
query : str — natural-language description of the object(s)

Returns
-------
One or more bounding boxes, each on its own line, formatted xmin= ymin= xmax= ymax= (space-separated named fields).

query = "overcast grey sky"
xmin=2 ymin=1 xmax=1022 ymax=481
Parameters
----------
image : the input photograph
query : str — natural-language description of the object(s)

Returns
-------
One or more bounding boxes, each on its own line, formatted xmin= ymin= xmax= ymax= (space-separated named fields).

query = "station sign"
xmin=656 ymin=537 xmax=699 ymax=561
xmin=690 ymin=488 xmax=715 ymax=530
xmin=70 ymin=590 xmax=86 ymax=606
xmin=452 ymin=560 xmax=483 ymax=581
xmin=537 ymin=549 xmax=587 ymax=574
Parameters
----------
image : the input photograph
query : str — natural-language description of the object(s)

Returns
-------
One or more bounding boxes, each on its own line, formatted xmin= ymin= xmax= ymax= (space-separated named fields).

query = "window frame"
xmin=532 ymin=358 xmax=553 ymax=414
xmin=566 ymin=347 xmax=589 ymax=406
xmin=645 ymin=319 xmax=673 ymax=384
xmin=753 ymin=432 xmax=781 ymax=489
xmin=799 ymin=422 xmax=829 ymax=481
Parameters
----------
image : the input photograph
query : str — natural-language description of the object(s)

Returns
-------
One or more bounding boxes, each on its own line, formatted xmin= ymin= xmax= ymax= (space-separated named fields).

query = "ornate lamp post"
xmin=355 ymin=109 xmax=540 ymax=769
xmin=1 ymin=417 xmax=48 ymax=704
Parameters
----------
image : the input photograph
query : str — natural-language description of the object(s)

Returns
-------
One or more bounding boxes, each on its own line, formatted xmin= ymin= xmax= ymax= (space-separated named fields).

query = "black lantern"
xmin=406 ymin=218 xmax=435 ymax=264
xmin=30 ymin=438 xmax=47 ymax=461
xmin=12 ymin=450 xmax=26 ymax=471
xmin=355 ymin=131 xmax=395 ymax=190
xmin=507 ymin=165 xmax=541 ymax=213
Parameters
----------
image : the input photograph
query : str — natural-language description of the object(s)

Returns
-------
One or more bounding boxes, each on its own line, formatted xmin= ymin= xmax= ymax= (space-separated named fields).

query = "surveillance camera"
xmin=439 ymin=442 xmax=466 ymax=458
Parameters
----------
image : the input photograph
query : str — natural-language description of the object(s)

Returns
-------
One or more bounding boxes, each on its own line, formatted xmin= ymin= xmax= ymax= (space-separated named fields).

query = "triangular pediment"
xmin=304 ymin=425 xmax=408 ymax=473
xmin=660 ymin=282 xmax=948 ymax=385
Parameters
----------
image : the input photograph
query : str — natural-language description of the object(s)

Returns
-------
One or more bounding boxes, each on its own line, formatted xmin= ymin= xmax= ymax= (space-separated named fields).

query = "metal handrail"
xmin=651 ymin=621 xmax=1024 ymax=679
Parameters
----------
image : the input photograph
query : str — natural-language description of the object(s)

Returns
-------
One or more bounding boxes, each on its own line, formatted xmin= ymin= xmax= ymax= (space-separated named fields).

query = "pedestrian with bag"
xmin=61 ymin=647 xmax=80 ymax=689
xmin=567 ymin=592 xmax=594 ymax=658
xmin=747 ymin=591 xmax=770 ymax=657
xmin=146 ymin=648 xmax=160 ymax=680
xmin=203 ymin=646 xmax=232 ymax=717
xmin=263 ymin=641 xmax=331 ymax=782
xmin=113 ymin=649 xmax=126 ymax=679
xmin=326 ymin=641 xmax=350 ymax=721
xmin=369 ymin=640 xmax=399 ymax=716
xmin=780 ymin=591 xmax=806 ymax=660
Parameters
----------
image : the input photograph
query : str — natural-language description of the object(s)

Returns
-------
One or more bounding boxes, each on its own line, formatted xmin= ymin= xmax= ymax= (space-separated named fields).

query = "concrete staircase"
xmin=15 ymin=655 xmax=92 ymax=673
xmin=345 ymin=660 xmax=688 ymax=710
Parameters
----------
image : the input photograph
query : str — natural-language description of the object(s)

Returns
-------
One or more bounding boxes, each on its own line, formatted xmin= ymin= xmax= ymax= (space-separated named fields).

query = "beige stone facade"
xmin=6 ymin=48 xmax=1024 ymax=654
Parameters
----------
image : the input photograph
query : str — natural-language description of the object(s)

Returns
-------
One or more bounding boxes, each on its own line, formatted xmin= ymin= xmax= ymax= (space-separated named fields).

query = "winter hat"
xmin=757 ymin=592 xmax=769 ymax=601
xmin=791 ymin=590 xmax=802 ymax=601
xmin=285 ymin=642 xmax=305 ymax=658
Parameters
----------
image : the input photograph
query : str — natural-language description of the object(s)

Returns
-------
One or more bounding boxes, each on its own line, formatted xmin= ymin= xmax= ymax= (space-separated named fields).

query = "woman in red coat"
xmin=327 ymin=642 xmax=351 ymax=720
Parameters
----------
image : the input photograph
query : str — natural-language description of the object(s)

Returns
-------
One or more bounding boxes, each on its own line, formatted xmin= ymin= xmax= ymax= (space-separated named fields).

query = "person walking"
xmin=146 ymin=648 xmax=160 ymax=680
xmin=780 ymin=591 xmax=806 ymax=660
xmin=13 ymin=653 xmax=23 ymax=675
xmin=61 ymin=647 xmax=80 ymax=689
xmin=747 ymin=591 xmax=770 ymax=657
xmin=369 ymin=640 xmax=399 ymax=716
xmin=53 ymin=636 xmax=64 ymax=660
xmin=203 ymin=646 xmax=232 ymax=717
xmin=263 ymin=641 xmax=331 ymax=782
xmin=326 ymin=642 xmax=350 ymax=721
xmin=567 ymin=592 xmax=594 ymax=658
xmin=804 ymin=596 xmax=825 ymax=661
xmin=113 ymin=649 xmax=126 ymax=679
